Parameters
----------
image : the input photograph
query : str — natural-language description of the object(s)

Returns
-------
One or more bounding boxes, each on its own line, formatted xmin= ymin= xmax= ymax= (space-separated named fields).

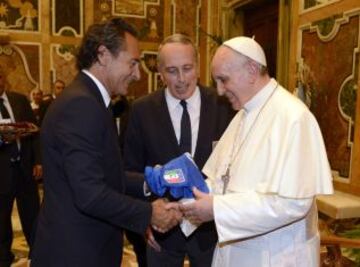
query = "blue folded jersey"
xmin=144 ymin=153 xmax=209 ymax=198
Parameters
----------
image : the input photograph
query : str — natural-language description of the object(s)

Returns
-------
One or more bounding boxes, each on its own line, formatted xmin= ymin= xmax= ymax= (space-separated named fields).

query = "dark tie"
xmin=0 ymin=97 xmax=20 ymax=160
xmin=0 ymin=97 xmax=10 ymax=119
xmin=179 ymin=100 xmax=191 ymax=154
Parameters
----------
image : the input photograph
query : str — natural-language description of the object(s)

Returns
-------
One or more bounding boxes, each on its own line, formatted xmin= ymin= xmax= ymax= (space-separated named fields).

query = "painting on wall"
xmin=302 ymin=0 xmax=340 ymax=12
xmin=0 ymin=0 xmax=39 ymax=31
xmin=114 ymin=0 xmax=158 ymax=17
xmin=94 ymin=0 xmax=163 ymax=42
xmin=298 ymin=11 xmax=359 ymax=179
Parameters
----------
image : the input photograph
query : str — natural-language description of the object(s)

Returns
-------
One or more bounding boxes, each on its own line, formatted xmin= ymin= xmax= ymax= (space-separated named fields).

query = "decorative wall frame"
xmin=50 ymin=43 xmax=78 ymax=87
xmin=297 ymin=8 xmax=359 ymax=184
xmin=52 ymin=0 xmax=84 ymax=37
xmin=300 ymin=0 xmax=341 ymax=14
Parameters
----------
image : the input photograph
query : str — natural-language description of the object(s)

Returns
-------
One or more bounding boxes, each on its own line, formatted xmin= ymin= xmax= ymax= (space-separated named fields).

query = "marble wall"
xmin=289 ymin=0 xmax=360 ymax=194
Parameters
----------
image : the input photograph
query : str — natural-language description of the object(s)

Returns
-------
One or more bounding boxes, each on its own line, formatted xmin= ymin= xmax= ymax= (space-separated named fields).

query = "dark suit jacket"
xmin=32 ymin=101 xmax=50 ymax=126
xmin=31 ymin=73 xmax=152 ymax=267
xmin=0 ymin=91 xmax=41 ymax=194
xmin=124 ymin=86 xmax=234 ymax=251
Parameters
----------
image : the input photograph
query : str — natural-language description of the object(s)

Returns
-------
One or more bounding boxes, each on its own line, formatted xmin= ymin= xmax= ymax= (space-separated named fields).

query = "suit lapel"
xmin=78 ymin=73 xmax=119 ymax=139
xmin=78 ymin=72 xmax=107 ymax=108
xmin=194 ymin=87 xmax=217 ymax=163
xmin=7 ymin=92 xmax=21 ymax=122
xmin=154 ymin=89 xmax=180 ymax=153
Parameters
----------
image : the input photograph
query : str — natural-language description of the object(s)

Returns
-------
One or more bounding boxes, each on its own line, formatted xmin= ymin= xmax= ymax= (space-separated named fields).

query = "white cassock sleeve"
xmin=213 ymin=192 xmax=313 ymax=243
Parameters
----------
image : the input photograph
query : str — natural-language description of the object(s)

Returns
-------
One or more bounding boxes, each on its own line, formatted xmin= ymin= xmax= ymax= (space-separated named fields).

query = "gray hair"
xmin=157 ymin=34 xmax=198 ymax=67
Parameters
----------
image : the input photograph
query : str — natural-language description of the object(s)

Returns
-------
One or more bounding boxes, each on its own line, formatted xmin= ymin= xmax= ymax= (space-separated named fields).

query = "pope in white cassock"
xmin=181 ymin=36 xmax=334 ymax=267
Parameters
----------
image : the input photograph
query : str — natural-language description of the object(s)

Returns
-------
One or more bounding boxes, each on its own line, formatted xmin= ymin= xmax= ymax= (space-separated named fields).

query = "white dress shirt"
xmin=165 ymin=87 xmax=201 ymax=156
xmin=0 ymin=92 xmax=15 ymax=122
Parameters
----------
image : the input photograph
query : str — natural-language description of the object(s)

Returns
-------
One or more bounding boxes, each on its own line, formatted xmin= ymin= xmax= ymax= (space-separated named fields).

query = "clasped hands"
xmin=150 ymin=198 xmax=182 ymax=233
xmin=150 ymin=187 xmax=214 ymax=233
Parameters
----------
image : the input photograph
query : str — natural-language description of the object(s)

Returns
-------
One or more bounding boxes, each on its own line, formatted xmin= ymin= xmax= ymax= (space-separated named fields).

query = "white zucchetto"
xmin=223 ymin=36 xmax=267 ymax=67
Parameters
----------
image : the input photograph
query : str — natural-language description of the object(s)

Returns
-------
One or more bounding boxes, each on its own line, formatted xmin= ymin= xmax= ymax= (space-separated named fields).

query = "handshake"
xmin=149 ymin=188 xmax=214 ymax=234
xmin=150 ymin=198 xmax=182 ymax=233
xmin=145 ymin=153 xmax=210 ymax=233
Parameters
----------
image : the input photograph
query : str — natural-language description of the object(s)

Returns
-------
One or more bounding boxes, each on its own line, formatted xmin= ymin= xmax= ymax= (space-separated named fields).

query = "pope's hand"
xmin=180 ymin=187 xmax=214 ymax=225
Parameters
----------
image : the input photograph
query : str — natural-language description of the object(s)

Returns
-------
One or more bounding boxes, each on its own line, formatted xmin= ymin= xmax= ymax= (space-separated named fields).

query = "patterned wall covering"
xmin=50 ymin=44 xmax=78 ymax=87
xmin=0 ymin=0 xmax=209 ymax=99
xmin=298 ymin=10 xmax=359 ymax=179
xmin=0 ymin=43 xmax=39 ymax=96
xmin=0 ymin=0 xmax=39 ymax=31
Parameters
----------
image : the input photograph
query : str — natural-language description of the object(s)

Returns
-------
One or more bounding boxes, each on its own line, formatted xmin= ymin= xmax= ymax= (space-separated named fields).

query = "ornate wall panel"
xmin=50 ymin=44 xmax=78 ymax=87
xmin=298 ymin=9 xmax=359 ymax=180
xmin=0 ymin=0 xmax=215 ymax=98
xmin=0 ymin=43 xmax=40 ymax=96
xmin=52 ymin=0 xmax=83 ymax=37
xmin=0 ymin=0 xmax=39 ymax=31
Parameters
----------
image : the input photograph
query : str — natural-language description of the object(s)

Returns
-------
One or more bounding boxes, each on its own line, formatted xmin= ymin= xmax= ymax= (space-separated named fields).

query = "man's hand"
xmin=32 ymin=164 xmax=43 ymax=180
xmin=180 ymin=187 xmax=214 ymax=225
xmin=151 ymin=198 xmax=182 ymax=233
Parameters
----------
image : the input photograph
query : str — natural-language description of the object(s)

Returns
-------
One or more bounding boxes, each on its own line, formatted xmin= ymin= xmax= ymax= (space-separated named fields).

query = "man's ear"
xmin=158 ymin=67 xmax=166 ymax=85
xmin=97 ymin=45 xmax=110 ymax=66
xmin=246 ymin=61 xmax=259 ymax=84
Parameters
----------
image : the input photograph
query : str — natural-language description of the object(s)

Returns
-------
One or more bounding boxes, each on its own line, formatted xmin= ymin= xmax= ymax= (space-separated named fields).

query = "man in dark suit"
xmin=0 ymin=67 xmax=41 ymax=267
xmin=124 ymin=34 xmax=234 ymax=267
xmin=30 ymin=18 xmax=181 ymax=267
xmin=30 ymin=89 xmax=49 ymax=126
xmin=42 ymin=79 xmax=65 ymax=104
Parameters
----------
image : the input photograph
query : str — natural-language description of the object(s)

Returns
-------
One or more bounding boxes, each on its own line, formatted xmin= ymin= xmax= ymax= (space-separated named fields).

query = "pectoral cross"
xmin=221 ymin=166 xmax=230 ymax=194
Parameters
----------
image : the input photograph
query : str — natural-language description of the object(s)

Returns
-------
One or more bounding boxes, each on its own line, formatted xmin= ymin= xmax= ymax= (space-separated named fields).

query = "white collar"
xmin=244 ymin=78 xmax=277 ymax=113
xmin=165 ymin=86 xmax=200 ymax=111
xmin=0 ymin=91 xmax=9 ymax=102
xmin=82 ymin=70 xmax=111 ymax=108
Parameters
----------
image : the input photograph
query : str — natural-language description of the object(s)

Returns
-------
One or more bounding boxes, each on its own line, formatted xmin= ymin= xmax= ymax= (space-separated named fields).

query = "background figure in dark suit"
xmin=42 ymin=79 xmax=65 ymax=104
xmin=30 ymin=89 xmax=49 ymax=126
xmin=0 ymin=67 xmax=41 ymax=267
xmin=124 ymin=34 xmax=234 ymax=267
xmin=112 ymin=95 xmax=149 ymax=267
xmin=30 ymin=18 xmax=181 ymax=267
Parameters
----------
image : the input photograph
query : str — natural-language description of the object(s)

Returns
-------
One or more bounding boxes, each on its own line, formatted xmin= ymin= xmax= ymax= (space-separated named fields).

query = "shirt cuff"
xmin=143 ymin=182 xmax=152 ymax=197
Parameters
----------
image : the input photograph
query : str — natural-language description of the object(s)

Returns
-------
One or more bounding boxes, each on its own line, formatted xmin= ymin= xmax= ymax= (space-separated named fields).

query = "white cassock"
xmin=203 ymin=78 xmax=334 ymax=267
